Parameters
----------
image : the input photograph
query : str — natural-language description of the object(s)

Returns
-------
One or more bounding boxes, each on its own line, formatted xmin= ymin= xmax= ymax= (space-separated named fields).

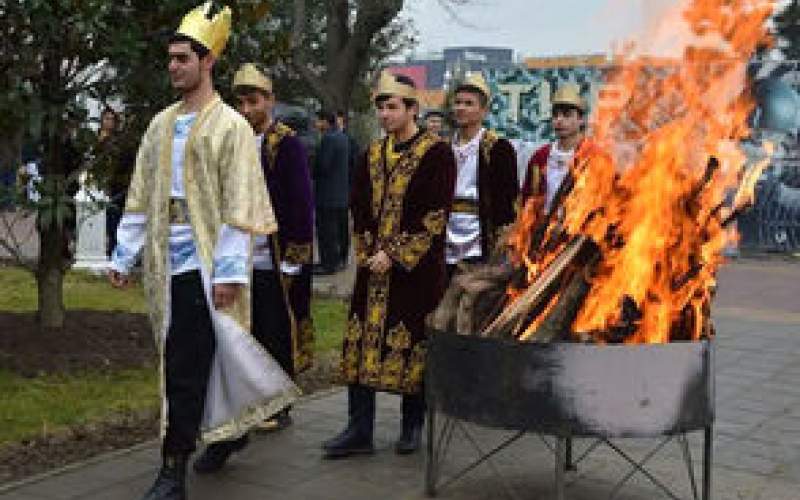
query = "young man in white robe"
xmin=108 ymin=3 xmax=298 ymax=499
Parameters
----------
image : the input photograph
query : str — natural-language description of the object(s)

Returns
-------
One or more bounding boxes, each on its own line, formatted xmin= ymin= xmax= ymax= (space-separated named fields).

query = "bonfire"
xmin=430 ymin=0 xmax=775 ymax=344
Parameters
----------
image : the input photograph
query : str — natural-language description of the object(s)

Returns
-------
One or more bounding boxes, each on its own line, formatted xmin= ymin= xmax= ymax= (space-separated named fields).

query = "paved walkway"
xmin=1 ymin=258 xmax=799 ymax=500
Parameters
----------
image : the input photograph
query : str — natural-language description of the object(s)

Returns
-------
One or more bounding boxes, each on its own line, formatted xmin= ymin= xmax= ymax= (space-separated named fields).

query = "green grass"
xmin=311 ymin=298 xmax=347 ymax=353
xmin=0 ymin=266 xmax=146 ymax=313
xmin=0 ymin=367 xmax=159 ymax=445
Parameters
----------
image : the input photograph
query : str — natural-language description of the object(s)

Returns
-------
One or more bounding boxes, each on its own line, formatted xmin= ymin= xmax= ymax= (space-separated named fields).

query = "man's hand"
xmin=108 ymin=269 xmax=130 ymax=289
xmin=367 ymin=250 xmax=392 ymax=274
xmin=213 ymin=283 xmax=242 ymax=309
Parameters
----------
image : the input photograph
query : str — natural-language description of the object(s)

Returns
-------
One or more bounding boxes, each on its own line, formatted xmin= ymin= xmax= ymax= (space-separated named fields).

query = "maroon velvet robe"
xmin=341 ymin=131 xmax=456 ymax=394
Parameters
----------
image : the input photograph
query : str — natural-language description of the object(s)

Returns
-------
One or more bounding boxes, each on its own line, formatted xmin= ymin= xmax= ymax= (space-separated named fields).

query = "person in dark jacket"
xmin=313 ymin=110 xmax=350 ymax=274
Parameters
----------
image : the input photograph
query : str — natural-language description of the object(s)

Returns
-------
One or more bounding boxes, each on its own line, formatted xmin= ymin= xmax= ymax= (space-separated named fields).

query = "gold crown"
xmin=373 ymin=70 xmax=417 ymax=102
xmin=176 ymin=2 xmax=232 ymax=58
xmin=456 ymin=72 xmax=491 ymax=100
xmin=552 ymin=84 xmax=587 ymax=112
xmin=233 ymin=63 xmax=273 ymax=93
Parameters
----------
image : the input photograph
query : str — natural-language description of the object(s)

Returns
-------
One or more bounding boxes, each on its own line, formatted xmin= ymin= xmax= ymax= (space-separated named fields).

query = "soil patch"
xmin=0 ymin=310 xmax=155 ymax=376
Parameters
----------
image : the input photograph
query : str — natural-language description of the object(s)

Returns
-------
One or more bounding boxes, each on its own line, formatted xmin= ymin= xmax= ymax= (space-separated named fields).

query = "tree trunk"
xmin=37 ymin=225 xmax=66 ymax=329
xmin=36 ymin=71 xmax=68 ymax=330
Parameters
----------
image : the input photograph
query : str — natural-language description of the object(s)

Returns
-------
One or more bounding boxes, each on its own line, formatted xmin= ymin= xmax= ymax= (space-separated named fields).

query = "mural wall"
xmin=485 ymin=62 xmax=800 ymax=253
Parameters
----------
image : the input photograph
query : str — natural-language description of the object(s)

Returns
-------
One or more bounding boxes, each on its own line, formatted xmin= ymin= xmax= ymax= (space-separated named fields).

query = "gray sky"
xmin=400 ymin=0 xmax=678 ymax=58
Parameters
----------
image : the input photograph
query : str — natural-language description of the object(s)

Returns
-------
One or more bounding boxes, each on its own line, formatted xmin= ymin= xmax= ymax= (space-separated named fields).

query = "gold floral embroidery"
xmin=384 ymin=208 xmax=446 ymax=271
xmin=380 ymin=323 xmax=411 ymax=389
xmin=264 ymin=122 xmax=295 ymax=170
xmin=403 ymin=343 xmax=427 ymax=393
xmin=283 ymin=242 xmax=312 ymax=265
xmin=360 ymin=273 xmax=389 ymax=386
xmin=293 ymin=317 xmax=315 ymax=373
xmin=354 ymin=231 xmax=374 ymax=266
xmin=423 ymin=208 xmax=447 ymax=234
xmin=368 ymin=141 xmax=385 ymax=218
xmin=340 ymin=315 xmax=363 ymax=382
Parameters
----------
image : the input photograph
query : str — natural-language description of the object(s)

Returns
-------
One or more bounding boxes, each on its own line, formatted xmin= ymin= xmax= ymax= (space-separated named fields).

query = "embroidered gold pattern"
xmin=384 ymin=208 xmax=446 ymax=271
xmin=403 ymin=343 xmax=427 ymax=393
xmin=293 ymin=317 xmax=315 ymax=373
xmin=283 ymin=242 xmax=312 ymax=265
xmin=263 ymin=122 xmax=296 ymax=170
xmin=480 ymin=129 xmax=499 ymax=166
xmin=379 ymin=322 xmax=411 ymax=389
xmin=354 ymin=231 xmax=374 ymax=266
xmin=340 ymin=315 xmax=363 ymax=382
xmin=368 ymin=141 xmax=385 ymax=219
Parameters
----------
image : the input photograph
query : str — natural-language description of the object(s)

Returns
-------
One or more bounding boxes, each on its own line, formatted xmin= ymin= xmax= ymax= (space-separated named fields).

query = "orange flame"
xmin=508 ymin=0 xmax=775 ymax=343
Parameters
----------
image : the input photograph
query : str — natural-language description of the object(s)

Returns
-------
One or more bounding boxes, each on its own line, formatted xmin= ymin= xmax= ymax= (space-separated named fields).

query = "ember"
xmin=438 ymin=0 xmax=777 ymax=344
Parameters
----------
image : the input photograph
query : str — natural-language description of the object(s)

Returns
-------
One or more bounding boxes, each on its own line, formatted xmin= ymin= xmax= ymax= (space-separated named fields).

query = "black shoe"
xmin=254 ymin=409 xmax=293 ymax=433
xmin=394 ymin=426 xmax=422 ymax=455
xmin=322 ymin=426 xmax=374 ymax=459
xmin=193 ymin=435 xmax=249 ymax=474
xmin=141 ymin=454 xmax=187 ymax=500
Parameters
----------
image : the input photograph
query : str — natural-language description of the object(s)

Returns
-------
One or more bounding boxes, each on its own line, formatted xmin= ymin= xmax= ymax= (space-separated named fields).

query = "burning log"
xmin=482 ymin=236 xmax=597 ymax=339
xmin=524 ymin=256 xmax=597 ymax=343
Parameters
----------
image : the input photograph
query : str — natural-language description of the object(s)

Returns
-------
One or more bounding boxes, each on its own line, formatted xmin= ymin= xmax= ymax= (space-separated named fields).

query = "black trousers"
xmin=251 ymin=269 xmax=294 ymax=379
xmin=163 ymin=271 xmax=215 ymax=455
xmin=316 ymin=206 xmax=349 ymax=271
xmin=347 ymin=384 xmax=426 ymax=438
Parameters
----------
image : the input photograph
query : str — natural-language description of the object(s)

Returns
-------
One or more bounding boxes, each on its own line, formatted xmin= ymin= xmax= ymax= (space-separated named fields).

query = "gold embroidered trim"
xmin=283 ymin=242 xmax=312 ymax=265
xmin=379 ymin=322 xmax=411 ymax=389
xmin=339 ymin=317 xmax=428 ymax=394
xmin=403 ymin=343 xmax=427 ymax=393
xmin=451 ymin=198 xmax=479 ymax=215
xmin=264 ymin=122 xmax=296 ymax=170
xmin=359 ymin=272 xmax=389 ymax=386
xmin=384 ymin=208 xmax=446 ymax=271
xmin=340 ymin=315 xmax=363 ymax=382
xmin=354 ymin=231 xmax=374 ymax=266
xmin=480 ymin=129 xmax=499 ymax=166
xmin=293 ymin=317 xmax=315 ymax=373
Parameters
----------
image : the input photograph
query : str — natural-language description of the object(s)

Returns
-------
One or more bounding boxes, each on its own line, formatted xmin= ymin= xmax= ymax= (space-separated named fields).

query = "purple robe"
xmin=261 ymin=122 xmax=315 ymax=372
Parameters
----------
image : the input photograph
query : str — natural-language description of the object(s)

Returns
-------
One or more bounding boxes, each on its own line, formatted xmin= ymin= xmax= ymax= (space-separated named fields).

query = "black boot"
xmin=193 ymin=435 xmax=249 ymax=474
xmin=394 ymin=424 xmax=422 ymax=455
xmin=396 ymin=393 xmax=424 ymax=455
xmin=322 ymin=424 xmax=375 ymax=458
xmin=141 ymin=453 xmax=187 ymax=500
xmin=322 ymin=384 xmax=375 ymax=458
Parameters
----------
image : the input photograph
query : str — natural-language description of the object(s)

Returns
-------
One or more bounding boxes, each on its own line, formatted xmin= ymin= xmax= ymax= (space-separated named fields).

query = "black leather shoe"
xmin=193 ymin=435 xmax=249 ymax=474
xmin=141 ymin=454 xmax=187 ymax=500
xmin=394 ymin=426 xmax=422 ymax=455
xmin=322 ymin=426 xmax=374 ymax=459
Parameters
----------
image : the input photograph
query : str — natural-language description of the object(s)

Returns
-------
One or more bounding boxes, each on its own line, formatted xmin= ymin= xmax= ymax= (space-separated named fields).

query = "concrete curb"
xmin=0 ymin=386 xmax=346 ymax=495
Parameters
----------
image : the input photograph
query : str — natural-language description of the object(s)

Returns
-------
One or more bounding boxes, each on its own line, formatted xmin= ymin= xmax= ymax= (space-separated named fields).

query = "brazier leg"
xmin=555 ymin=436 xmax=566 ymax=500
